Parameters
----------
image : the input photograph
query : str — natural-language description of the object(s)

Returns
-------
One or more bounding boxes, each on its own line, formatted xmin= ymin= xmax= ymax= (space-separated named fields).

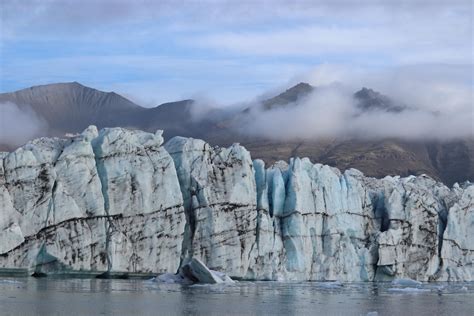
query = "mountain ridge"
xmin=1 ymin=81 xmax=473 ymax=186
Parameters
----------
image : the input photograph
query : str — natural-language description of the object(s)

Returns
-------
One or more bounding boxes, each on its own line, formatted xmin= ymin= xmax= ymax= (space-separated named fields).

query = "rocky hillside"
xmin=0 ymin=127 xmax=472 ymax=281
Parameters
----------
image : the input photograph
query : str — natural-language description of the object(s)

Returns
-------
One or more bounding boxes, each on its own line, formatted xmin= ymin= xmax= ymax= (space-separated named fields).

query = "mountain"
xmin=1 ymin=126 xmax=472 ymax=281
xmin=0 ymin=82 xmax=214 ymax=140
xmin=354 ymin=87 xmax=406 ymax=112
xmin=0 ymin=82 xmax=141 ymax=133
xmin=1 ymin=82 xmax=473 ymax=186
xmin=262 ymin=82 xmax=314 ymax=110
xmin=220 ymin=83 xmax=474 ymax=186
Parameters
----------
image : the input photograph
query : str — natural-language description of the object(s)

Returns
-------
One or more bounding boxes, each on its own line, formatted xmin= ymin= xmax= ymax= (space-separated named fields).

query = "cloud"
xmin=3 ymin=1 xmax=470 ymax=32
xmin=0 ymin=102 xmax=48 ymax=147
xmin=4 ymin=1 xmax=471 ymax=65
xmin=2 ymin=0 xmax=472 ymax=106
xmin=234 ymin=64 xmax=473 ymax=141
xmin=193 ymin=12 xmax=471 ymax=64
xmin=1 ymin=0 xmax=472 ymax=132
xmin=298 ymin=64 xmax=473 ymax=112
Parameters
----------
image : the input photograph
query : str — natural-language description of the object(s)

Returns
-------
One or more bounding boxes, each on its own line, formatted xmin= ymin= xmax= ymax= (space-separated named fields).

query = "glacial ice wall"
xmin=0 ymin=127 xmax=184 ymax=274
xmin=0 ymin=126 xmax=472 ymax=281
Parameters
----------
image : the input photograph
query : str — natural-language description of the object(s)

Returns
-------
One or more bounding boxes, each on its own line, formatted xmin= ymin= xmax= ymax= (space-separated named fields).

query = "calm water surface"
xmin=0 ymin=277 xmax=473 ymax=315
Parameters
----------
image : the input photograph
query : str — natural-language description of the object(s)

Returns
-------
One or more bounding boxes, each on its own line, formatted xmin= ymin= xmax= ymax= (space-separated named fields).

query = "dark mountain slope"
xmin=0 ymin=82 xmax=141 ymax=133
xmin=262 ymin=82 xmax=314 ymax=110
xmin=354 ymin=87 xmax=406 ymax=112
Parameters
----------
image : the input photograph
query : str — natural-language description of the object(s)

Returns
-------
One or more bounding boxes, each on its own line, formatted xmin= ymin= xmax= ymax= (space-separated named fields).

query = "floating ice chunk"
xmin=391 ymin=278 xmax=422 ymax=287
xmin=388 ymin=287 xmax=430 ymax=293
xmin=154 ymin=273 xmax=188 ymax=284
xmin=153 ymin=259 xmax=235 ymax=285
xmin=434 ymin=285 xmax=446 ymax=291
xmin=0 ymin=279 xmax=23 ymax=284
xmin=210 ymin=270 xmax=235 ymax=284
xmin=319 ymin=281 xmax=344 ymax=289
xmin=179 ymin=258 xmax=235 ymax=284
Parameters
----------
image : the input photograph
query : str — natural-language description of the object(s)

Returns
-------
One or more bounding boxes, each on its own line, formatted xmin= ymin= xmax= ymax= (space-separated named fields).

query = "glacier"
xmin=0 ymin=126 xmax=472 ymax=281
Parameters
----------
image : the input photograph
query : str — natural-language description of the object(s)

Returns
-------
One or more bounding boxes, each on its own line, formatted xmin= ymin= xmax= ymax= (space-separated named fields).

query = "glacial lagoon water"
xmin=0 ymin=278 xmax=473 ymax=315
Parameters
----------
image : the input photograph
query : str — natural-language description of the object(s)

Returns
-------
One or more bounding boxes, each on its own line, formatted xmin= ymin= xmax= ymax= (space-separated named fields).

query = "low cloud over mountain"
xmin=0 ymin=80 xmax=472 ymax=185
xmin=0 ymin=101 xmax=47 ymax=147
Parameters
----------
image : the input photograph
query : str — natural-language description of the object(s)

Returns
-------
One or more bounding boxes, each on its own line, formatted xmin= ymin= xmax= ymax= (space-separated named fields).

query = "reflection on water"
xmin=0 ymin=278 xmax=473 ymax=315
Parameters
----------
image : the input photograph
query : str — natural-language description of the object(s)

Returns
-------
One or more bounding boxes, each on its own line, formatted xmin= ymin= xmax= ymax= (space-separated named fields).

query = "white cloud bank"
xmin=0 ymin=102 xmax=48 ymax=147
xmin=236 ymin=64 xmax=473 ymax=141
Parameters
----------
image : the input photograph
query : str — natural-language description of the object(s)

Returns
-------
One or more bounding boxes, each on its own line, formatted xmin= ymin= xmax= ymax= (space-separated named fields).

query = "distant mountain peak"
xmin=354 ymin=87 xmax=379 ymax=99
xmin=289 ymin=82 xmax=313 ymax=91
xmin=262 ymin=82 xmax=315 ymax=110
xmin=0 ymin=81 xmax=142 ymax=133
xmin=354 ymin=87 xmax=406 ymax=113
xmin=13 ymin=82 xmax=135 ymax=104
xmin=24 ymin=81 xmax=85 ymax=90
xmin=68 ymin=81 xmax=84 ymax=87
xmin=19 ymin=82 xmax=124 ymax=97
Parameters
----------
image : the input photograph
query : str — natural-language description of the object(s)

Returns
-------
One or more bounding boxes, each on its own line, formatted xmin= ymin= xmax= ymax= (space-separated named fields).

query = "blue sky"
xmin=1 ymin=0 xmax=472 ymax=106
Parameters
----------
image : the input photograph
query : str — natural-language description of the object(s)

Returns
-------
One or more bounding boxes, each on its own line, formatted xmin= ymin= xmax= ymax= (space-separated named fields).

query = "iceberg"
xmin=179 ymin=258 xmax=234 ymax=284
xmin=391 ymin=278 xmax=422 ymax=287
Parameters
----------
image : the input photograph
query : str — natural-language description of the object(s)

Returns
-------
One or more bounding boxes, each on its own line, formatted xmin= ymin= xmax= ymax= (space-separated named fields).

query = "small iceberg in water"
xmin=391 ymin=278 xmax=422 ymax=287
xmin=388 ymin=278 xmax=429 ymax=293
xmin=153 ymin=258 xmax=235 ymax=285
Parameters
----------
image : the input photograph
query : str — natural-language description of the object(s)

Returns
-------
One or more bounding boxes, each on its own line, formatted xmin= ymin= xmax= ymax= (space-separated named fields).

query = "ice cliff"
xmin=0 ymin=127 xmax=472 ymax=281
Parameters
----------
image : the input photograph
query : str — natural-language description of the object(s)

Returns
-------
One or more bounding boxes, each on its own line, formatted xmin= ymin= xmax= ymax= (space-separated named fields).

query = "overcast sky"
xmin=0 ymin=0 xmax=472 ymax=105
